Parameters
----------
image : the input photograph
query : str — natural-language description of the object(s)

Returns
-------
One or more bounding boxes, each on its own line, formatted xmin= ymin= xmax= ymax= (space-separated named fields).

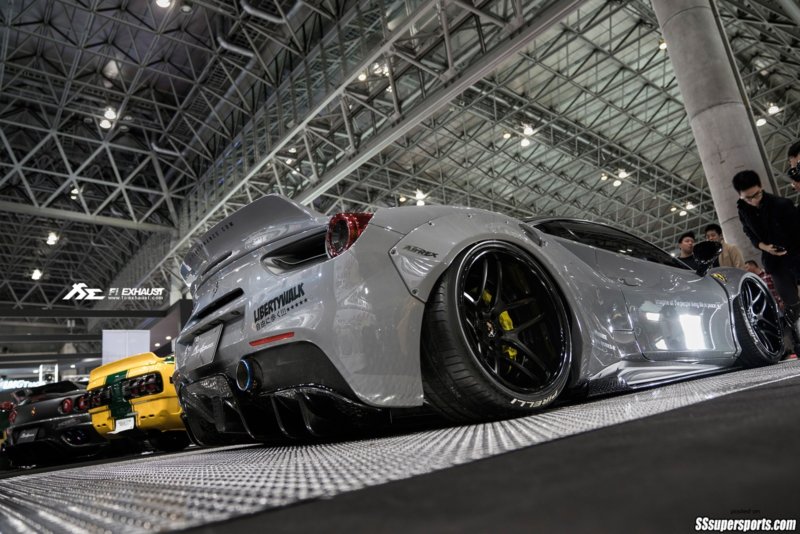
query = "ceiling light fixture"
xmin=503 ymin=132 xmax=511 ymax=139
xmin=180 ymin=3 xmax=192 ymax=12
xmin=768 ymin=103 xmax=780 ymax=115
xmin=46 ymin=232 xmax=59 ymax=245
xmin=679 ymin=210 xmax=687 ymax=216
xmin=399 ymin=196 xmax=407 ymax=203
xmin=618 ymin=169 xmax=628 ymax=179
xmin=756 ymin=117 xmax=767 ymax=127
xmin=358 ymin=72 xmax=367 ymax=82
xmin=104 ymin=107 xmax=117 ymax=120
xmin=414 ymin=189 xmax=426 ymax=201
xmin=670 ymin=207 xmax=677 ymax=212
xmin=155 ymin=342 xmax=161 ymax=347
xmin=523 ymin=124 xmax=534 ymax=136
xmin=99 ymin=119 xmax=112 ymax=129
xmin=156 ymin=0 xmax=171 ymax=7
xmin=32 ymin=269 xmax=42 ymax=280
xmin=166 ymin=336 xmax=172 ymax=341
xmin=416 ymin=200 xmax=425 ymax=206
xmin=70 ymin=364 xmax=76 ymax=369
xmin=600 ymin=173 xmax=608 ymax=181
xmin=612 ymin=179 xmax=622 ymax=187
xmin=658 ymin=38 xmax=667 ymax=51
xmin=288 ymin=147 xmax=297 ymax=153
xmin=520 ymin=138 xmax=531 ymax=147
xmin=686 ymin=202 xmax=694 ymax=210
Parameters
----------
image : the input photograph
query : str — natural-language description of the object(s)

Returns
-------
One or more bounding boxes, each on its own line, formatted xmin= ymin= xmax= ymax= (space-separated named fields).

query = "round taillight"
xmin=8 ymin=410 xmax=16 ymax=424
xmin=60 ymin=397 xmax=74 ymax=414
xmin=326 ymin=213 xmax=373 ymax=258
xmin=76 ymin=396 xmax=88 ymax=411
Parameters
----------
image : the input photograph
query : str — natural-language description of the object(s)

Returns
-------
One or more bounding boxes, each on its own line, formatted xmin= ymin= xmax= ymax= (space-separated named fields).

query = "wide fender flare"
xmin=388 ymin=211 xmax=549 ymax=303
xmin=388 ymin=212 xmax=591 ymax=388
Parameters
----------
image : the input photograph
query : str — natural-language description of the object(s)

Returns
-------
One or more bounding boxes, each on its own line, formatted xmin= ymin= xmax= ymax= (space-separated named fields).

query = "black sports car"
xmin=4 ymin=381 xmax=108 ymax=467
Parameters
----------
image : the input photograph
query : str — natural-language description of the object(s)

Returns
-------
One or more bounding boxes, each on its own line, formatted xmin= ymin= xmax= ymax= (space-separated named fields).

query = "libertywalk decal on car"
xmin=253 ymin=283 xmax=307 ymax=331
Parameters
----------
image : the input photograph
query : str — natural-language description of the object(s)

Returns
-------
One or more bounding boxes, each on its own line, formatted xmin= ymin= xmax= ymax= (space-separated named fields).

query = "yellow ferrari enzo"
xmin=87 ymin=352 xmax=189 ymax=452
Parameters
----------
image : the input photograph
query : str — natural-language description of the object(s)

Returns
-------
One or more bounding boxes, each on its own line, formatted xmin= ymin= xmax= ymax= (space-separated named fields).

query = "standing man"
xmin=677 ymin=231 xmax=698 ymax=270
xmin=788 ymin=141 xmax=800 ymax=193
xmin=704 ymin=223 xmax=745 ymax=269
xmin=732 ymin=169 xmax=800 ymax=334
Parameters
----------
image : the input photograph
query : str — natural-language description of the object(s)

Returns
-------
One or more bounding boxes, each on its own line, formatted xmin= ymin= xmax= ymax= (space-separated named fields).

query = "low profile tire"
xmin=734 ymin=277 xmax=784 ymax=367
xmin=421 ymin=241 xmax=572 ymax=423
xmin=150 ymin=431 xmax=190 ymax=452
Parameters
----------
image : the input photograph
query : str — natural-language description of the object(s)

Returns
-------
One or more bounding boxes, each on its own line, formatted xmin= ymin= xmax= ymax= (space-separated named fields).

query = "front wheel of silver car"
xmin=734 ymin=277 xmax=784 ymax=367
xmin=421 ymin=242 xmax=572 ymax=423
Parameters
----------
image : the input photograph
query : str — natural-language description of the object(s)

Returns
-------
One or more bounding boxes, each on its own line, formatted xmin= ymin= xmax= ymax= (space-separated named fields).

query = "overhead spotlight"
xmin=99 ymin=119 xmax=112 ymax=129
xmin=686 ymin=202 xmax=694 ymax=210
xmin=288 ymin=147 xmax=297 ymax=153
xmin=180 ymin=3 xmax=192 ymax=12
xmin=670 ymin=206 xmax=677 ymax=212
xmin=285 ymin=158 xmax=294 ymax=164
xmin=768 ymin=103 xmax=780 ymax=115
xmin=358 ymin=72 xmax=367 ymax=82
xmin=104 ymin=107 xmax=117 ymax=120
xmin=658 ymin=38 xmax=667 ymax=51
xmin=679 ymin=210 xmax=687 ymax=216
xmin=414 ymin=189 xmax=426 ymax=201
xmin=523 ymin=124 xmax=534 ymax=136
xmin=155 ymin=342 xmax=161 ymax=347
xmin=123 ymin=115 xmax=133 ymax=121
xmin=756 ymin=117 xmax=767 ymax=127
xmin=502 ymin=132 xmax=511 ymax=139
xmin=416 ymin=199 xmax=425 ymax=206
xmin=31 ymin=269 xmax=42 ymax=280
xmin=386 ymin=86 xmax=392 ymax=93
xmin=371 ymin=62 xmax=382 ymax=74
xmin=618 ymin=169 xmax=628 ymax=179
xmin=520 ymin=138 xmax=531 ymax=147
xmin=70 ymin=195 xmax=78 ymax=200
xmin=71 ymin=187 xmax=80 ymax=195
xmin=70 ymin=364 xmax=76 ymax=369
xmin=46 ymin=232 xmax=59 ymax=246
xmin=600 ymin=173 xmax=608 ymax=181
xmin=155 ymin=0 xmax=171 ymax=7
xmin=399 ymin=196 xmax=407 ymax=203
xmin=166 ymin=336 xmax=172 ymax=341
xmin=612 ymin=179 xmax=622 ymax=187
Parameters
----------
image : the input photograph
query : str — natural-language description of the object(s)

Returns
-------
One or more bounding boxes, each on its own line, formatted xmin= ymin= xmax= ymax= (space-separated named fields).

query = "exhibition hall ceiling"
xmin=0 ymin=0 xmax=798 ymax=361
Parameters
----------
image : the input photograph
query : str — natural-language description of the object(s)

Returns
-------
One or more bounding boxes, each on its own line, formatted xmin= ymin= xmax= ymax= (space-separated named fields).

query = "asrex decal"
xmin=253 ymin=283 xmax=308 ymax=331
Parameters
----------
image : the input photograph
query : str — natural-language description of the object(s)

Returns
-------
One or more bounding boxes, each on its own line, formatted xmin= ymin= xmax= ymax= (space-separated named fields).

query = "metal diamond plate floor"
xmin=1 ymin=362 xmax=799 ymax=533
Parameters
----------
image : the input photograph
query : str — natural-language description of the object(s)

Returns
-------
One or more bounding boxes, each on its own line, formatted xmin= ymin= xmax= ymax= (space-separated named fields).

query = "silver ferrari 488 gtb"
xmin=174 ymin=195 xmax=783 ymax=443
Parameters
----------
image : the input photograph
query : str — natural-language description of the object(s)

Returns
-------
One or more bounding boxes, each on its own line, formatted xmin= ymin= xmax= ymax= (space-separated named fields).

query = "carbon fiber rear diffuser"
xmin=1 ymin=362 xmax=799 ymax=533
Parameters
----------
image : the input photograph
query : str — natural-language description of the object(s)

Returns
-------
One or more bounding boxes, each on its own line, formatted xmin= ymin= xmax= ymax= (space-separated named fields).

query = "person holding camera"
xmin=732 ymin=169 xmax=800 ymax=334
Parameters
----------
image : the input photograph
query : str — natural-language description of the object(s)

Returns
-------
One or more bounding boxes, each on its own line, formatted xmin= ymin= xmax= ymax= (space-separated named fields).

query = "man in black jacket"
xmin=733 ymin=170 xmax=800 ymax=333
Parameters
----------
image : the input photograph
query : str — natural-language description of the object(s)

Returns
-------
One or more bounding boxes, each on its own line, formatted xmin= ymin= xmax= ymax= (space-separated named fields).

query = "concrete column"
xmin=652 ymin=0 xmax=772 ymax=262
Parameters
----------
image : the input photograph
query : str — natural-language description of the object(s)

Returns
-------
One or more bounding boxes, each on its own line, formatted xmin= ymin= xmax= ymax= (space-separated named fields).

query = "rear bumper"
xmin=5 ymin=413 xmax=107 ymax=463
xmin=91 ymin=396 xmax=185 ymax=438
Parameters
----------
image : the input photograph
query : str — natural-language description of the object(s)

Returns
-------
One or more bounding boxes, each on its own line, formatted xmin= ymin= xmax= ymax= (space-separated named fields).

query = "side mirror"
xmin=693 ymin=240 xmax=723 ymax=276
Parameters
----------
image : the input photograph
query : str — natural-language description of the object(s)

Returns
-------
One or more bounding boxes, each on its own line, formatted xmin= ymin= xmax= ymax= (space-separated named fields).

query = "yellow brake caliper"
xmin=481 ymin=290 xmax=518 ymax=360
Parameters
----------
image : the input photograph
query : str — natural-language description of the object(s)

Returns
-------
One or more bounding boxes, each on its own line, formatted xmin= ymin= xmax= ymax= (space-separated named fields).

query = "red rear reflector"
xmin=249 ymin=332 xmax=295 ymax=347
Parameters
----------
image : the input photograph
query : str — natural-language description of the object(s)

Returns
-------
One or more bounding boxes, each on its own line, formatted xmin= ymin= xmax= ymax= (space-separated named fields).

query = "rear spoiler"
xmin=180 ymin=195 xmax=328 ymax=290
